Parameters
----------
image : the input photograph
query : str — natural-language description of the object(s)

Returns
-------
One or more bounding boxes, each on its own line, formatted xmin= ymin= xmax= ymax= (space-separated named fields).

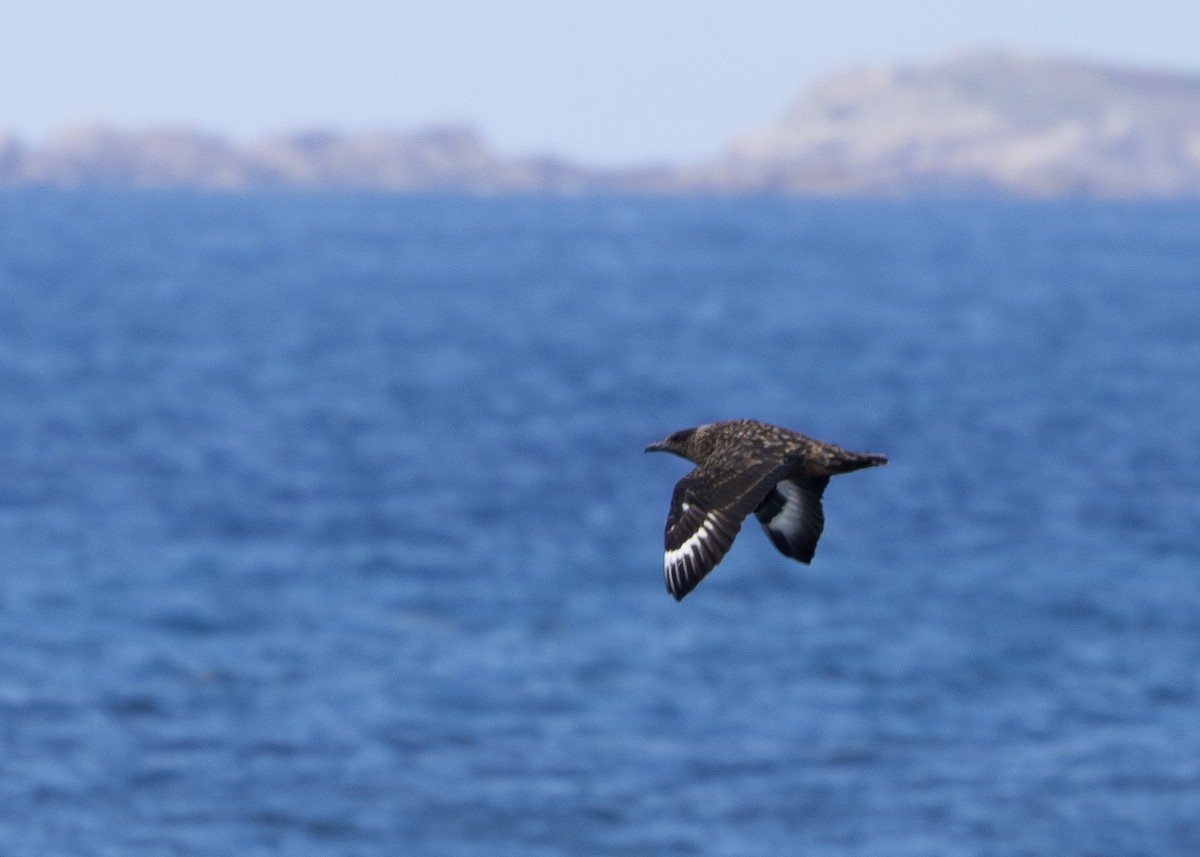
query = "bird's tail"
xmin=831 ymin=450 xmax=888 ymax=474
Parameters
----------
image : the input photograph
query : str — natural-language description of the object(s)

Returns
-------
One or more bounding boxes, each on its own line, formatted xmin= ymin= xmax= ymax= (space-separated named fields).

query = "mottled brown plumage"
xmin=645 ymin=419 xmax=887 ymax=601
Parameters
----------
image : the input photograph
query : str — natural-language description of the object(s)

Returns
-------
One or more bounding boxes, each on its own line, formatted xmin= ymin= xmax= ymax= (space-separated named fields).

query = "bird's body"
xmin=645 ymin=419 xmax=887 ymax=600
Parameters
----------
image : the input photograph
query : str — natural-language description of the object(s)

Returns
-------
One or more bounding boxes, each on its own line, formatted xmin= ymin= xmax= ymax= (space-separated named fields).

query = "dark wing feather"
xmin=661 ymin=457 xmax=794 ymax=600
xmin=663 ymin=475 xmax=743 ymax=601
xmin=753 ymin=476 xmax=829 ymax=563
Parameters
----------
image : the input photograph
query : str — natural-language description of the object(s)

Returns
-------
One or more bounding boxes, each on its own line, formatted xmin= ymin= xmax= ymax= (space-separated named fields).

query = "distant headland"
xmin=4 ymin=50 xmax=1200 ymax=198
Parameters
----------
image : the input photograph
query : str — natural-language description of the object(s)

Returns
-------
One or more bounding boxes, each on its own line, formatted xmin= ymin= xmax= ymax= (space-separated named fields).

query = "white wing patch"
xmin=664 ymin=512 xmax=723 ymax=597
xmin=664 ymin=513 xmax=717 ymax=567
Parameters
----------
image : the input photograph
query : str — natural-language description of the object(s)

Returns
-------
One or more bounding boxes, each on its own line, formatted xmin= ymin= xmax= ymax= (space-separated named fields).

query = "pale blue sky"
xmin=2 ymin=1 xmax=1198 ymax=165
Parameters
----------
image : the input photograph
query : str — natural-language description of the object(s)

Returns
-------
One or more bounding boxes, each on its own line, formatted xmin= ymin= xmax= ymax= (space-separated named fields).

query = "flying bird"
xmin=645 ymin=419 xmax=887 ymax=600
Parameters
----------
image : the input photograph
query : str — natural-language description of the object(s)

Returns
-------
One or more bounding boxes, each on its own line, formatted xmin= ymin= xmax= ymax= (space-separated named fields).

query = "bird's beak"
xmin=644 ymin=441 xmax=667 ymax=454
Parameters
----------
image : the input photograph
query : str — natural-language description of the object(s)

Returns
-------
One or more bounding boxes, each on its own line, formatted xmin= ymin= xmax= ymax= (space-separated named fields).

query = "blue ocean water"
xmin=0 ymin=190 xmax=1198 ymax=856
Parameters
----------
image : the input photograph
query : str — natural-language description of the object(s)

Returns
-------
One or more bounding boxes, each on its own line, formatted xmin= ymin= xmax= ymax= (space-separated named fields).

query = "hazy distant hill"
xmin=0 ymin=124 xmax=601 ymax=192
xmin=4 ymin=51 xmax=1200 ymax=197
xmin=697 ymin=50 xmax=1200 ymax=197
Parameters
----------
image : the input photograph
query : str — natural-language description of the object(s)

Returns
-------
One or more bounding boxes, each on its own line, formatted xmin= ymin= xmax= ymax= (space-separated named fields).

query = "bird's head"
xmin=644 ymin=424 xmax=717 ymax=464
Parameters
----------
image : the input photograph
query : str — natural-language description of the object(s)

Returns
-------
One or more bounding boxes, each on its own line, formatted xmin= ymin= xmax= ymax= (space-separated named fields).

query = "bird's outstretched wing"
xmin=661 ymin=458 xmax=792 ymax=600
xmin=753 ymin=476 xmax=829 ymax=564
